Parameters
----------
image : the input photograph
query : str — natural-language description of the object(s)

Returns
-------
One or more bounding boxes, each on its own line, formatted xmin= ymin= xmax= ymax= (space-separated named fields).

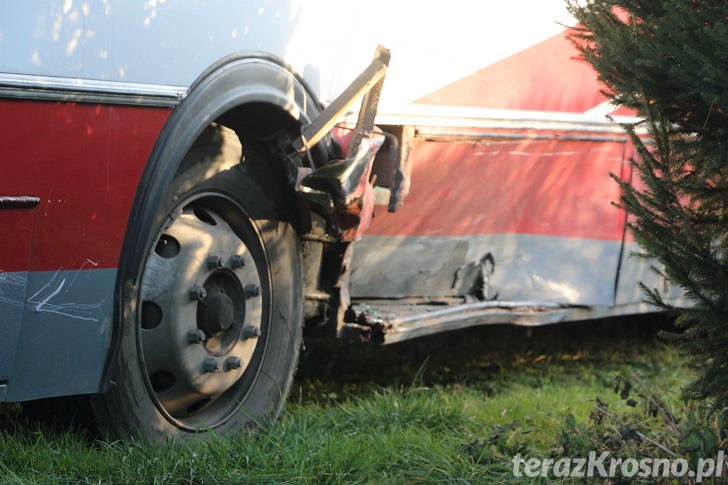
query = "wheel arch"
xmin=102 ymin=52 xmax=330 ymax=392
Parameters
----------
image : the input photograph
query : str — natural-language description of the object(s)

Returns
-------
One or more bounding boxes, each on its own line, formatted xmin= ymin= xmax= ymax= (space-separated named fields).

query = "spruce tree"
xmin=567 ymin=0 xmax=728 ymax=408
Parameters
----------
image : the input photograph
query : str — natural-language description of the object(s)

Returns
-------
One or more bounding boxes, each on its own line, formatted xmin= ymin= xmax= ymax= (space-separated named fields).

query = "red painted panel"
xmin=368 ymin=137 xmax=629 ymax=241
xmin=0 ymin=99 xmax=171 ymax=272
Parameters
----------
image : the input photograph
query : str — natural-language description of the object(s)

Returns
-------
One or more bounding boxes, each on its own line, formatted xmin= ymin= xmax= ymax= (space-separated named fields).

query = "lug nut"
xmin=242 ymin=325 xmax=262 ymax=339
xmin=187 ymin=328 xmax=206 ymax=344
xmin=203 ymin=357 xmax=220 ymax=373
xmin=206 ymin=255 xmax=223 ymax=270
xmin=189 ymin=285 xmax=207 ymax=301
xmin=224 ymin=356 xmax=242 ymax=371
xmin=245 ymin=284 xmax=261 ymax=298
xmin=230 ymin=255 xmax=246 ymax=269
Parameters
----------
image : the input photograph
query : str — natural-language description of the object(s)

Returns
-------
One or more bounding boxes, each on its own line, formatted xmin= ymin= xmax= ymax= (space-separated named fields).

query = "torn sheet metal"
xmin=298 ymin=132 xmax=385 ymax=241
xmin=345 ymin=299 xmax=627 ymax=344
xmin=289 ymin=45 xmax=389 ymax=242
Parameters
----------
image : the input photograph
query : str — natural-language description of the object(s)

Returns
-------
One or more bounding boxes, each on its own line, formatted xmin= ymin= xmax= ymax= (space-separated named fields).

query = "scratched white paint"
xmin=530 ymin=273 xmax=581 ymax=302
xmin=26 ymin=269 xmax=103 ymax=322
xmin=33 ymin=276 xmax=65 ymax=312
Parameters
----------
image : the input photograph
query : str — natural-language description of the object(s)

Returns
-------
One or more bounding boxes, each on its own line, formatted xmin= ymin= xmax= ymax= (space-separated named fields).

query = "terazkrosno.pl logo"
xmin=512 ymin=451 xmax=726 ymax=482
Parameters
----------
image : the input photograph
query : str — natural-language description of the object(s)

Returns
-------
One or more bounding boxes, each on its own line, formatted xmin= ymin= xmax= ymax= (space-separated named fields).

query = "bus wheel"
xmin=93 ymin=123 xmax=303 ymax=442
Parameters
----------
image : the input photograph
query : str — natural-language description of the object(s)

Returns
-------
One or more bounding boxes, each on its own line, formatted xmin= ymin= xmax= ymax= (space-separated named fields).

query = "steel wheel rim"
xmin=137 ymin=193 xmax=268 ymax=429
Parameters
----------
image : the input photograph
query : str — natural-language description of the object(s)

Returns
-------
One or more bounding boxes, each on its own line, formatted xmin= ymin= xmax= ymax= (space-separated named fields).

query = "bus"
xmin=0 ymin=1 xmax=684 ymax=441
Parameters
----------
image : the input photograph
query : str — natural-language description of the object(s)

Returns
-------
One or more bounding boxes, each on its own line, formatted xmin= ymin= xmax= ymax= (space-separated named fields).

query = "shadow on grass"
xmin=0 ymin=395 xmax=99 ymax=442
xmin=293 ymin=314 xmax=679 ymax=403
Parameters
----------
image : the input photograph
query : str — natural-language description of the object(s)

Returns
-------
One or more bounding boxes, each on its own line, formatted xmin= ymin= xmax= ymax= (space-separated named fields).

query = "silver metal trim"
xmin=414 ymin=131 xmax=629 ymax=143
xmin=360 ymin=104 xmax=644 ymax=135
xmin=0 ymin=73 xmax=187 ymax=107
xmin=0 ymin=196 xmax=41 ymax=209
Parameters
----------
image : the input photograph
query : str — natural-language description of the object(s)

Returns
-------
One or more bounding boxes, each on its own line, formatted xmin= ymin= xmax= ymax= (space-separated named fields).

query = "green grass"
xmin=0 ymin=316 xmax=700 ymax=483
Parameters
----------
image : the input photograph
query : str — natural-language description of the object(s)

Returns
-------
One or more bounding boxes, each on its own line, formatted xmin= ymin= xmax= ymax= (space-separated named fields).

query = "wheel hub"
xmin=138 ymin=204 xmax=264 ymax=420
xmin=200 ymin=287 xmax=235 ymax=334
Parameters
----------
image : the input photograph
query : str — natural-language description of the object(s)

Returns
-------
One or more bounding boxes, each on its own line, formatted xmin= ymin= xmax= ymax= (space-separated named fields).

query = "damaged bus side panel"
xmin=343 ymin=117 xmax=685 ymax=343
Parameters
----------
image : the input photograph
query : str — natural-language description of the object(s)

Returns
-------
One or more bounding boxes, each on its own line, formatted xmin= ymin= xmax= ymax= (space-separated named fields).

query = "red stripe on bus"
xmin=368 ymin=137 xmax=629 ymax=240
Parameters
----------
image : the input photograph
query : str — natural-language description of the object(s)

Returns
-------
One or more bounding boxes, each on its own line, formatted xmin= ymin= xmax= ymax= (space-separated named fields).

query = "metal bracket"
xmin=292 ymin=44 xmax=390 ymax=240
xmin=289 ymin=45 xmax=390 ymax=156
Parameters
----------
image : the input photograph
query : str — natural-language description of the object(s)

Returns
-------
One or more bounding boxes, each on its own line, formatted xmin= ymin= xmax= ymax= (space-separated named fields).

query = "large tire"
xmin=92 ymin=123 xmax=303 ymax=442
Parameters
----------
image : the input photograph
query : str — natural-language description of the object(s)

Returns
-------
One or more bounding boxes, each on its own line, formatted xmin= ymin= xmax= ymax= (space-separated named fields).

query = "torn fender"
xmin=289 ymin=45 xmax=390 ymax=242
xmin=298 ymin=132 xmax=385 ymax=241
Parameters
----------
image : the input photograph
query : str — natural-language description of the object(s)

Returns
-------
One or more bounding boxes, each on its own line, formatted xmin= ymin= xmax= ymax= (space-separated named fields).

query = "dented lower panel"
xmin=350 ymin=234 xmax=622 ymax=306
xmin=346 ymin=298 xmax=684 ymax=344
